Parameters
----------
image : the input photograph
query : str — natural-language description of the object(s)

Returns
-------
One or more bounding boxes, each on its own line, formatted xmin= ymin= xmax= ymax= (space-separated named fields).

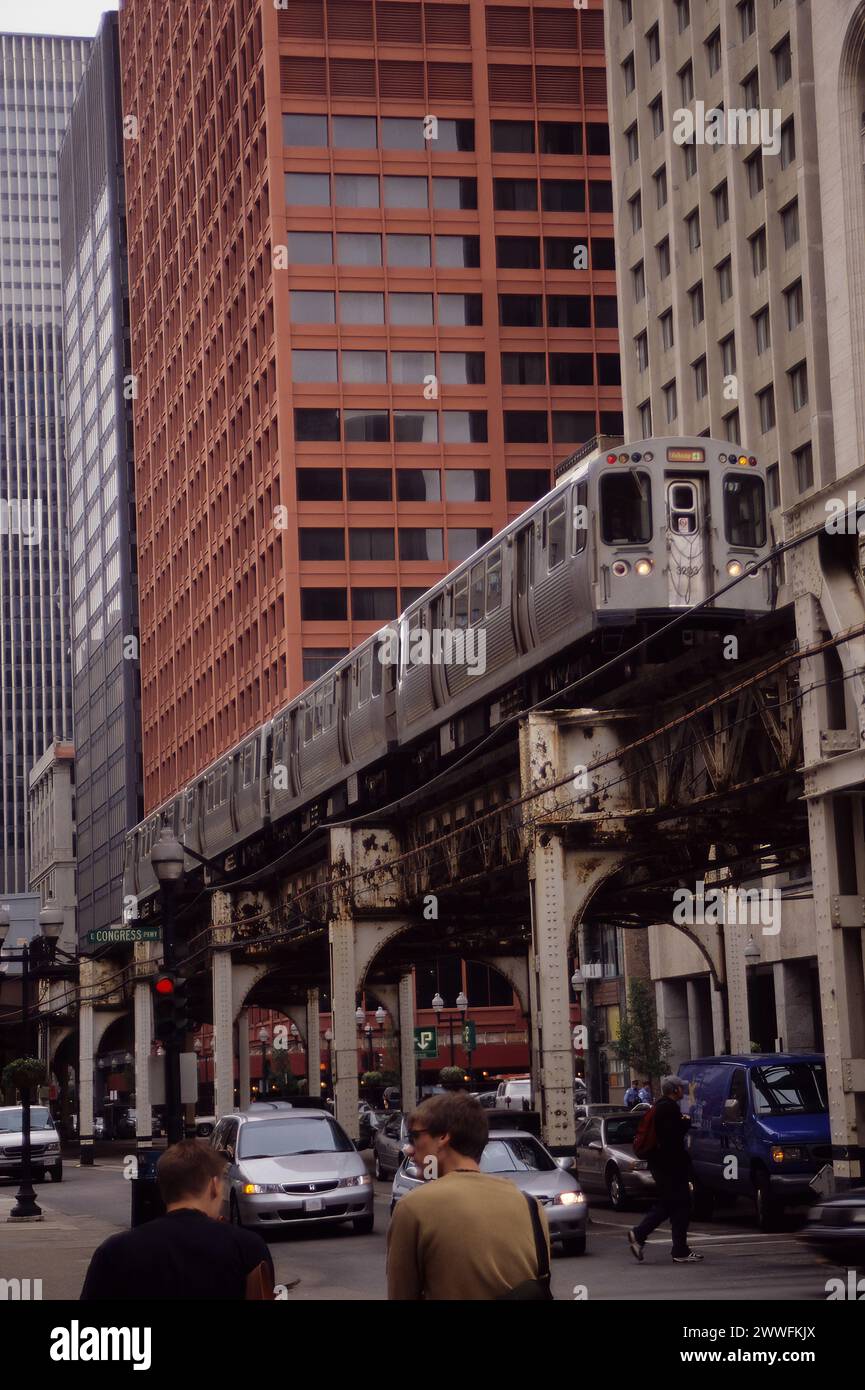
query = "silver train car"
xmin=125 ymin=437 xmax=772 ymax=910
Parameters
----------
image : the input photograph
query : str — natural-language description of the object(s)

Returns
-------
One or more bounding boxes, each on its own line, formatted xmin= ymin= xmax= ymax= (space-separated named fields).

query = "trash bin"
xmin=130 ymin=1148 xmax=166 ymax=1228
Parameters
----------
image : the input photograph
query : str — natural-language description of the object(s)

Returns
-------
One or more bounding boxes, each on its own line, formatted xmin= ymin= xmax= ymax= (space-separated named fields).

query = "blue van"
xmin=677 ymin=1053 xmax=830 ymax=1230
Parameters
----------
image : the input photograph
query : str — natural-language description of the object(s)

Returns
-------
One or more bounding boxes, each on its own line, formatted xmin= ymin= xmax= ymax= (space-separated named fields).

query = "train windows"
xmin=573 ymin=482 xmax=588 ymax=554
xmin=546 ymin=498 xmax=567 ymax=570
xmin=218 ymin=765 xmax=229 ymax=805
xmin=454 ymin=576 xmax=469 ymax=630
xmin=723 ymin=475 xmax=766 ymax=548
xmin=668 ymin=482 xmax=699 ymax=535
xmin=600 ymin=472 xmax=652 ymax=545
xmin=470 ymin=563 xmax=485 ymax=624
xmin=357 ymin=651 xmax=371 ymax=707
xmin=304 ymin=703 xmax=314 ymax=743
xmin=371 ymin=641 xmax=383 ymax=696
xmin=486 ymin=550 xmax=503 ymax=612
xmin=241 ymin=743 xmax=257 ymax=788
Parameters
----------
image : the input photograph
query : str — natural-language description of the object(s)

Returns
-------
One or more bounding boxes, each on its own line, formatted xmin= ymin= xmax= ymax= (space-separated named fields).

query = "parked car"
xmin=210 ymin=1104 xmax=374 ymax=1233
xmin=358 ymin=1104 xmax=387 ymax=1151
xmin=391 ymin=1128 xmax=587 ymax=1255
xmin=678 ymin=1053 xmax=830 ymax=1229
xmin=0 ymin=1106 xmax=63 ymax=1183
xmin=575 ymin=1111 xmax=656 ymax=1210
xmin=798 ymin=1188 xmax=865 ymax=1266
xmin=475 ymin=1091 xmax=498 ymax=1109
xmin=373 ymin=1112 xmax=408 ymax=1181
xmin=494 ymin=1078 xmax=532 ymax=1111
xmin=574 ymin=1103 xmax=626 ymax=1143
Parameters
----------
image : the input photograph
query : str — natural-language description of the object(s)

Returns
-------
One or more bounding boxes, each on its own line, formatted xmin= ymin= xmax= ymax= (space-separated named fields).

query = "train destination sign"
xmin=86 ymin=926 xmax=161 ymax=945
xmin=666 ymin=447 xmax=706 ymax=463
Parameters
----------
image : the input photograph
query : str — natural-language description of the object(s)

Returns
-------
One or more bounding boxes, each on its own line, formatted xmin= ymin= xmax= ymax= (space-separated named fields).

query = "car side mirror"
xmin=723 ymin=1098 xmax=743 ymax=1124
xmin=588 ymin=1140 xmax=602 ymax=1150
xmin=556 ymin=1155 xmax=576 ymax=1170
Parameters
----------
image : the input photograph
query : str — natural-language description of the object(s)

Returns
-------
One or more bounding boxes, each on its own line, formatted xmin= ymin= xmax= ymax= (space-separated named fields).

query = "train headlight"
xmin=634 ymin=558 xmax=654 ymax=577
xmin=611 ymin=560 xmax=630 ymax=577
xmin=643 ymin=451 xmax=654 ymax=462
xmin=727 ymin=560 xmax=744 ymax=578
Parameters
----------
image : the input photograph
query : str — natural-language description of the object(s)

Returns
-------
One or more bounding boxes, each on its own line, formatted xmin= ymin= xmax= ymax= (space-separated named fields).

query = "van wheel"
xmin=754 ymin=1170 xmax=781 ymax=1232
xmin=606 ymin=1166 xmax=629 ymax=1211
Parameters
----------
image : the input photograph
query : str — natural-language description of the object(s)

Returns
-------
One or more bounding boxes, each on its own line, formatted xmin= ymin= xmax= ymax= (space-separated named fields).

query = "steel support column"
xmin=78 ymin=962 xmax=95 ymax=1166
xmin=398 ymin=972 xmax=416 ymax=1110
xmin=211 ymin=891 xmax=235 ymax=1120
xmin=133 ymin=978 xmax=153 ymax=1148
xmin=329 ymin=914 xmax=360 ymax=1138
xmin=529 ymin=832 xmax=576 ymax=1152
xmin=306 ymin=988 xmax=321 ymax=1097
xmin=237 ymin=1009 xmax=251 ymax=1107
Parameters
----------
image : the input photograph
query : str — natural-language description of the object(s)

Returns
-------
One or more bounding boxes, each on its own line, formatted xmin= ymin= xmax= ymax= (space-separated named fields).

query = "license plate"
xmin=304 ymin=1198 xmax=324 ymax=1212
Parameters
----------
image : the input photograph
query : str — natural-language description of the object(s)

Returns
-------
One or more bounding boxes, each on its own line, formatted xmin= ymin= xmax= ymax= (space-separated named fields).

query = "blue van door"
xmin=684 ymin=1063 xmax=729 ymax=1187
xmin=718 ymin=1067 xmax=750 ymax=1193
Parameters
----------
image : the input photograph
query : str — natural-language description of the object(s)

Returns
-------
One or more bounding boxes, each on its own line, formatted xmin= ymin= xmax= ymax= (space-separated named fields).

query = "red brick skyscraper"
xmin=119 ymin=0 xmax=620 ymax=811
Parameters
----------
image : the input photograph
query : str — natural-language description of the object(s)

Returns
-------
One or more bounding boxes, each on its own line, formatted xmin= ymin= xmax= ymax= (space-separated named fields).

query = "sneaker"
xmin=627 ymin=1229 xmax=645 ymax=1262
xmin=672 ymin=1251 xmax=705 ymax=1263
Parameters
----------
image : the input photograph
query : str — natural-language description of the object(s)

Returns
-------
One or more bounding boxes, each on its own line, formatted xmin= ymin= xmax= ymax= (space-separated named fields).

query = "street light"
xmin=258 ymin=1025 xmax=269 ymax=1098
xmin=432 ymin=992 xmax=470 ymax=1068
xmin=150 ymin=828 xmax=185 ymax=1143
xmin=0 ymin=901 xmax=64 ymax=1220
xmin=363 ymin=1023 xmax=374 ymax=1072
xmin=323 ymin=1027 xmax=333 ymax=1097
xmin=571 ymin=965 xmax=591 ymax=1101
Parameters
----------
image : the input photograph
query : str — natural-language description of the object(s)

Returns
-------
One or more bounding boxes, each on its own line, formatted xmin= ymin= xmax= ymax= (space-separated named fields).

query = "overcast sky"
xmin=1 ymin=0 xmax=118 ymax=38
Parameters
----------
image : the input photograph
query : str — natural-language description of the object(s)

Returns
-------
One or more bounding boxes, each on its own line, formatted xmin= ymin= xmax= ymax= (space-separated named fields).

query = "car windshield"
xmin=0 ymin=1108 xmax=54 ymax=1133
xmin=238 ymin=1117 xmax=355 ymax=1158
xmin=750 ymin=1063 xmax=828 ymax=1116
xmin=480 ymin=1137 xmax=557 ymax=1173
xmin=605 ymin=1116 xmax=641 ymax=1145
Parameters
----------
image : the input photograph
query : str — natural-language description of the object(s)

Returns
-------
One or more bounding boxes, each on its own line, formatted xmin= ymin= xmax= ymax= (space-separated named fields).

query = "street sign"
xmin=461 ymin=1020 xmax=477 ymax=1051
xmin=86 ymin=927 xmax=161 ymax=945
xmin=414 ymin=1026 xmax=438 ymax=1059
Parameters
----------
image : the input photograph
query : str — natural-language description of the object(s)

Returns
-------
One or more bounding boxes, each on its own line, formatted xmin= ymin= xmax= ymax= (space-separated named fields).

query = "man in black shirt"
xmin=81 ymin=1140 xmax=274 ymax=1300
xmin=627 ymin=1076 xmax=704 ymax=1265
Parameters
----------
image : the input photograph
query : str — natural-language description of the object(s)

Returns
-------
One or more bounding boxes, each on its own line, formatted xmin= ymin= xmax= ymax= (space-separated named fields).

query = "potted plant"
xmin=2 ymin=1056 xmax=47 ymax=1101
xmin=360 ymin=1070 xmax=385 ymax=1105
xmin=439 ymin=1066 xmax=465 ymax=1091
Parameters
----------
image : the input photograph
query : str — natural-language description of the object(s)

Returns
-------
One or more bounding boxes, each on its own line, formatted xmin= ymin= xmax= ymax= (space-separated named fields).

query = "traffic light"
xmin=152 ymin=971 xmax=192 ymax=1047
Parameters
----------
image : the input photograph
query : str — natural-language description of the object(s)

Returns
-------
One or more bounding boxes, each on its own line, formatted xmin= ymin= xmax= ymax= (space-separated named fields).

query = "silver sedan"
xmin=391 ymin=1128 xmax=588 ymax=1255
xmin=575 ymin=1111 xmax=656 ymax=1210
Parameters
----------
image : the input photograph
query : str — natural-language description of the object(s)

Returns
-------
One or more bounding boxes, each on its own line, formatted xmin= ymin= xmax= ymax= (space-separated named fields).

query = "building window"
xmin=753 ymin=307 xmax=771 ymax=355
xmin=352 ymin=589 xmax=397 ymax=621
xmin=767 ymin=464 xmax=780 ymax=510
xmin=494 ymin=178 xmax=538 ymax=212
xmin=739 ymin=0 xmax=756 ymax=40
xmin=723 ymin=410 xmax=741 ymax=446
xmin=504 ymin=411 xmax=548 ymax=444
xmin=742 ymin=68 xmax=760 ymax=110
xmin=639 ymin=399 xmax=652 ymax=435
xmin=774 ymin=35 xmax=793 ymax=88
xmin=449 ymin=529 xmax=493 ymax=564
xmin=706 ymin=29 xmax=722 ymax=77
xmin=746 ymin=151 xmax=764 ymax=197
xmin=398 ymin=528 xmax=444 ymax=562
xmin=290 ymin=290 xmax=335 ymax=324
xmin=497 ymin=236 xmax=540 ymax=270
xmin=757 ymin=385 xmax=776 ymax=434
xmin=750 ymin=228 xmax=767 ymax=276
xmin=507 ymin=469 xmax=551 ymax=502
xmin=548 ymin=295 xmax=591 ymax=328
xmin=292 ymin=349 xmax=338 ymax=382
xmin=713 ymin=180 xmax=729 ymax=226
xmin=384 ymin=175 xmax=429 ymax=209
xmin=543 ymin=179 xmax=586 ymax=213
xmin=657 ymin=237 xmax=671 ymax=279
xmin=491 ymin=120 xmax=535 ymax=153
xmin=502 ymin=352 xmax=547 ymax=385
xmin=394 ymin=411 xmax=439 ymax=443
xmin=342 ymin=350 xmax=388 ymax=384
xmin=440 ymin=352 xmax=486 ymax=385
xmin=349 ymin=529 xmax=395 ymax=562
xmin=295 ymin=408 xmax=340 ymax=441
xmin=297 ymin=468 xmax=342 ymax=500
xmin=717 ymin=257 xmax=733 ymax=302
xmin=347 ymin=469 xmax=392 ymax=501
xmin=299 ymin=529 xmax=345 ymax=561
xmin=794 ymin=442 xmax=814 ymax=492
xmin=622 ymin=54 xmax=636 ymax=95
xmin=432 ymin=177 xmax=478 ymax=210
xmin=303 ymin=649 xmax=348 ymax=681
xmin=626 ymin=123 xmax=639 ymax=164
xmin=397 ymin=469 xmax=440 ymax=502
xmin=660 ymin=309 xmax=674 ymax=350
xmin=443 ymin=411 xmax=488 ymax=443
xmin=785 ymin=279 xmax=804 ymax=330
xmin=621 ymin=0 xmax=632 ymax=25
xmin=687 ymin=209 xmax=701 ymax=251
xmin=439 ymin=293 xmax=483 ymax=326
xmin=663 ymin=380 xmax=678 ymax=424
xmin=300 ymin=588 xmax=347 ymax=620
xmin=554 ymin=411 xmax=597 ymax=444
xmin=694 ymin=356 xmax=708 ymax=400
xmin=679 ymin=61 xmax=694 ymax=105
xmin=335 ymin=173 xmax=379 ymax=207
xmin=445 ymin=470 xmax=491 ymax=502
xmin=655 ymin=165 xmax=668 ymax=208
xmin=540 ymin=122 xmax=582 ymax=155
xmin=332 ymin=115 xmax=377 ymax=148
xmin=632 ymin=261 xmax=646 ymax=301
xmin=283 ymin=113 xmax=328 ymax=146
xmin=344 ymin=410 xmax=390 ymax=442
xmin=676 ymin=0 xmax=690 ymax=34
xmin=388 ymin=234 xmax=431 ymax=268
xmin=285 ymin=172 xmax=330 ymax=205
xmin=781 ymin=200 xmax=800 ymax=249
xmin=589 ymin=182 xmax=614 ymax=213
xmin=635 ymin=332 xmax=649 ymax=373
xmin=337 ymin=232 xmax=382 ymax=266
xmin=381 ymin=117 xmax=426 ymax=150
xmin=683 ymin=140 xmax=697 ymax=179
xmin=651 ymin=95 xmax=664 ymax=138
xmin=436 ymin=235 xmax=481 ymax=268
xmin=499 ymin=294 xmax=543 ymax=327
xmin=341 ymin=292 xmax=385 ymax=325
xmin=391 ymin=351 xmax=435 ymax=384
xmin=720 ymin=334 xmax=737 ymax=376
xmin=549 ymin=353 xmax=594 ymax=386
xmin=689 ymin=281 xmax=704 ymax=326
xmin=647 ymin=23 xmax=660 ymax=66
xmin=780 ymin=119 xmax=796 ymax=170
xmin=789 ymin=361 xmax=809 ymax=411
xmin=630 ymin=192 xmax=642 ymax=232
xmin=288 ymin=231 xmax=333 ymax=265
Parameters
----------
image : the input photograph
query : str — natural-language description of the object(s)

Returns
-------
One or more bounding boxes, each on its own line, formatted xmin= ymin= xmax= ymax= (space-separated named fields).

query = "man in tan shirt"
xmin=386 ymin=1092 xmax=551 ymax=1300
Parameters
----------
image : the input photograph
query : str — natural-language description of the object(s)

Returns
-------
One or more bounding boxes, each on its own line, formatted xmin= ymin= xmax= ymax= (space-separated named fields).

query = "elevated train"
xmin=124 ymin=436 xmax=772 ymax=914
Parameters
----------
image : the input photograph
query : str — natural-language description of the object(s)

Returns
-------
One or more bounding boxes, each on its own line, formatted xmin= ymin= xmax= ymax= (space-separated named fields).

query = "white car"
xmin=0 ymin=1105 xmax=62 ymax=1182
xmin=495 ymin=1079 xmax=533 ymax=1111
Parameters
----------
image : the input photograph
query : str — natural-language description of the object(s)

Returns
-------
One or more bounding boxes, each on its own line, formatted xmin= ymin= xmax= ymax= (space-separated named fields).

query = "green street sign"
xmin=461 ymin=1020 xmax=477 ymax=1051
xmin=86 ymin=927 xmax=161 ymax=945
xmin=414 ymin=1026 xmax=438 ymax=1059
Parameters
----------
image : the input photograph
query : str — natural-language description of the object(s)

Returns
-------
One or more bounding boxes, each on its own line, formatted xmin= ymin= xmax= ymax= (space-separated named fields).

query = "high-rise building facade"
xmin=0 ymin=33 xmax=90 ymax=892
xmin=118 ymin=0 xmax=620 ymax=812
xmin=604 ymin=0 xmax=833 ymax=510
xmin=58 ymin=13 xmax=143 ymax=940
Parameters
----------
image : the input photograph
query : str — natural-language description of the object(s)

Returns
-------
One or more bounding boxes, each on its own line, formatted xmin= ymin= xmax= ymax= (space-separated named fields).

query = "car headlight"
xmin=770 ymin=1147 xmax=804 ymax=1164
xmin=850 ymin=1210 xmax=865 ymax=1225
xmin=634 ymin=558 xmax=654 ymax=577
xmin=552 ymin=1191 xmax=585 ymax=1206
xmin=241 ymin=1183 xmax=283 ymax=1194
xmin=632 ymin=1160 xmax=648 ymax=1171
xmin=339 ymin=1174 xmax=372 ymax=1188
xmin=44 ymin=1144 xmax=60 ymax=1154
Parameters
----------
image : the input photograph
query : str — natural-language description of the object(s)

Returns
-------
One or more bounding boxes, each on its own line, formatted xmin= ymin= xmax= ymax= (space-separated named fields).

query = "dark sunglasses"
xmin=407 ymin=1128 xmax=429 ymax=1144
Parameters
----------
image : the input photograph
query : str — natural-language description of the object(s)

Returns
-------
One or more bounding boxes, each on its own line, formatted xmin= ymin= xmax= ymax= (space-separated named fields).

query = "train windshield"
xmin=600 ymin=471 xmax=652 ymax=545
xmin=724 ymin=475 xmax=766 ymax=548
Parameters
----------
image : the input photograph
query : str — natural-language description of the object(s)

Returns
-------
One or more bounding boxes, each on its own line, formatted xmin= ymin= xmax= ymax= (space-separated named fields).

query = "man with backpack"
xmin=627 ymin=1075 xmax=704 ymax=1265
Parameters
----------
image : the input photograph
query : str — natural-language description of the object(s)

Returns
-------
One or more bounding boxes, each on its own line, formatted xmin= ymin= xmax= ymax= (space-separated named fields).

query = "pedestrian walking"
xmin=623 ymin=1080 xmax=641 ymax=1108
xmin=638 ymin=1081 xmax=654 ymax=1105
xmin=387 ymin=1092 xmax=553 ymax=1300
xmin=81 ymin=1140 xmax=275 ymax=1299
xmin=627 ymin=1076 xmax=704 ymax=1265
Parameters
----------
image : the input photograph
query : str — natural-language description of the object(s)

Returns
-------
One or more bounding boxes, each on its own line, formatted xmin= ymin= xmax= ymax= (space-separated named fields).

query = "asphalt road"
xmin=3 ymin=1158 xmax=836 ymax=1302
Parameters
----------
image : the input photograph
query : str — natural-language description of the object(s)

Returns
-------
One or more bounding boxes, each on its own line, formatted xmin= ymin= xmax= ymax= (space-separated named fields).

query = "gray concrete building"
xmin=0 ymin=32 xmax=90 ymax=893
xmin=58 ymin=12 xmax=142 ymax=942
xmin=28 ymin=738 xmax=76 ymax=956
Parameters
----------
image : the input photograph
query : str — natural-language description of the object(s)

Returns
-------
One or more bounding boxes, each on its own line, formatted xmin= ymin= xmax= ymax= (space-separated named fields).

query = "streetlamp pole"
xmin=324 ymin=1027 xmax=333 ymax=1100
xmin=150 ymin=828 xmax=185 ymax=1144
xmin=258 ymin=1026 xmax=269 ymax=1098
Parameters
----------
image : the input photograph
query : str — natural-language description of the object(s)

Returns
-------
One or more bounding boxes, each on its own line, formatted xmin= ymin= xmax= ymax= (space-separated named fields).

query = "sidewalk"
xmin=0 ymin=1191 xmax=125 ymax=1300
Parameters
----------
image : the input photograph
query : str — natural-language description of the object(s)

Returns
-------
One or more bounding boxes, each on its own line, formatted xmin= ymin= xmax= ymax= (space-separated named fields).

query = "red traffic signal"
xmin=153 ymin=973 xmax=176 ymax=997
